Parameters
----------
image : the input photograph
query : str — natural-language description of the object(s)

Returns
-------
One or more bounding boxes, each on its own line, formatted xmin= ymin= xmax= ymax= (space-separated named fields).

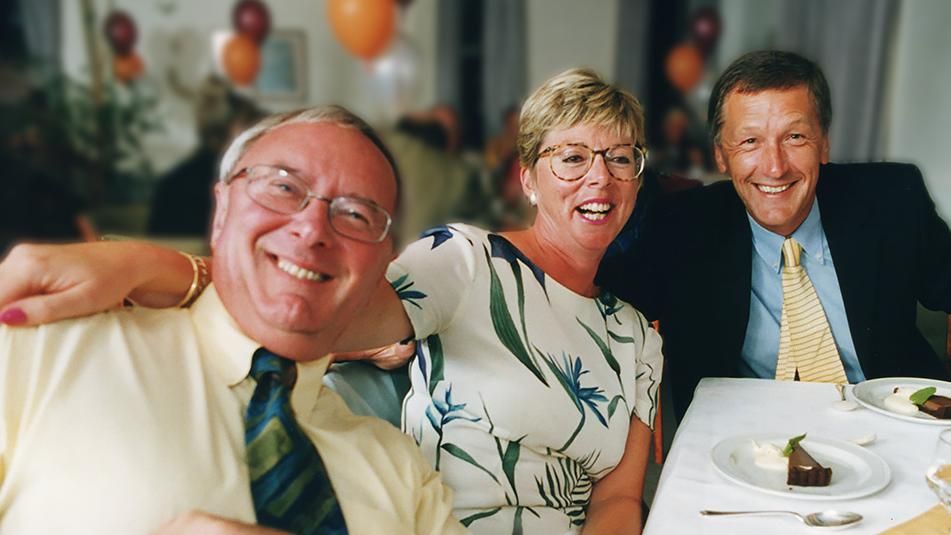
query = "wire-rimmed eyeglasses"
xmin=227 ymin=165 xmax=393 ymax=243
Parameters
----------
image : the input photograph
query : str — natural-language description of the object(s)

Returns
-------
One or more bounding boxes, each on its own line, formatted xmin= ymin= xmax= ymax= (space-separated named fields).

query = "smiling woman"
xmin=357 ymin=68 xmax=662 ymax=534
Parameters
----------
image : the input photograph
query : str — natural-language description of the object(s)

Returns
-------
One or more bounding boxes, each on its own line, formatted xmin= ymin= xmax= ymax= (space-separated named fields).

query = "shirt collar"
xmin=190 ymin=285 xmax=331 ymax=415
xmin=748 ymin=197 xmax=827 ymax=272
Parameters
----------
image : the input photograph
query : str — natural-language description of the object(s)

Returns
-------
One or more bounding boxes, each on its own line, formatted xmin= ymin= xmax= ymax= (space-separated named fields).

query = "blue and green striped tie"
xmin=245 ymin=349 xmax=348 ymax=534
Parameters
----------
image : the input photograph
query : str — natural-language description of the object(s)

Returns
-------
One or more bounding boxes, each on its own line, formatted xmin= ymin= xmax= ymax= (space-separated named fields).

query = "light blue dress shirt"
xmin=740 ymin=199 xmax=866 ymax=383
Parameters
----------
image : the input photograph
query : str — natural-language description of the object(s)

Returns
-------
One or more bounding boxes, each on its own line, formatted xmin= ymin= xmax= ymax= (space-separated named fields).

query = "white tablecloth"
xmin=644 ymin=378 xmax=944 ymax=534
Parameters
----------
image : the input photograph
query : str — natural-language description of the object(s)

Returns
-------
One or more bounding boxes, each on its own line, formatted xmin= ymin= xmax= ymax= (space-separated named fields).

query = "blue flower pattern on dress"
xmin=424 ymin=383 xmax=482 ymax=470
xmin=420 ymin=225 xmax=455 ymax=249
xmin=390 ymin=274 xmax=426 ymax=309
xmin=542 ymin=353 xmax=609 ymax=451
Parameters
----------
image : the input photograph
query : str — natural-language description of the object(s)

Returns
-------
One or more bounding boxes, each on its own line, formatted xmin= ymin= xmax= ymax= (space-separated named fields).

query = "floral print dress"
xmin=388 ymin=224 xmax=663 ymax=534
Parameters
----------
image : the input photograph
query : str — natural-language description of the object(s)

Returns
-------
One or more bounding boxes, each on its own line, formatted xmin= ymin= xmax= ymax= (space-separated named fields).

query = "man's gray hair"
xmin=218 ymin=105 xmax=401 ymax=212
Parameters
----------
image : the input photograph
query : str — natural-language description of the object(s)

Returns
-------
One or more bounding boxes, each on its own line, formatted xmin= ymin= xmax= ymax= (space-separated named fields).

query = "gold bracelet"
xmin=175 ymin=252 xmax=211 ymax=308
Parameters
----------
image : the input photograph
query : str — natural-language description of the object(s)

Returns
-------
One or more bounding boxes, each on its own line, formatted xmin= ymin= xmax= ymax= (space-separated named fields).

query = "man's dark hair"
xmin=707 ymin=50 xmax=832 ymax=145
xmin=395 ymin=116 xmax=449 ymax=151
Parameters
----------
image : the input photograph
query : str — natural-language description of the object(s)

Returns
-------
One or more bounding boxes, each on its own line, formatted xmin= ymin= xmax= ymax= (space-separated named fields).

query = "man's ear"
xmin=713 ymin=143 xmax=728 ymax=174
xmin=210 ymin=182 xmax=229 ymax=251
xmin=820 ymin=135 xmax=830 ymax=164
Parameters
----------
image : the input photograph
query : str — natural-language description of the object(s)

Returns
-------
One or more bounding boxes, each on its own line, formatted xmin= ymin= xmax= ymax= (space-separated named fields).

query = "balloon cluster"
xmin=104 ymin=11 xmax=144 ymax=84
xmin=222 ymin=0 xmax=271 ymax=86
xmin=664 ymin=7 xmax=722 ymax=94
xmin=327 ymin=0 xmax=421 ymax=121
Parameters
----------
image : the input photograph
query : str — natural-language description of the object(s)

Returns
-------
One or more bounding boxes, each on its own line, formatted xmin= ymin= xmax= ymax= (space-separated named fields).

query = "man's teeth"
xmin=757 ymin=183 xmax=792 ymax=194
xmin=277 ymin=259 xmax=328 ymax=281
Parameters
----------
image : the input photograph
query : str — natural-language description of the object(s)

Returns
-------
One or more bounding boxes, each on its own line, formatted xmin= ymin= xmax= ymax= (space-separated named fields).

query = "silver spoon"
xmin=701 ymin=509 xmax=863 ymax=528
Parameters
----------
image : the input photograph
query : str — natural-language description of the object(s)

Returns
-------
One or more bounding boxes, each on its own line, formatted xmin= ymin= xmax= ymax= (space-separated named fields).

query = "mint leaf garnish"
xmin=783 ymin=433 xmax=807 ymax=457
xmin=910 ymin=387 xmax=937 ymax=406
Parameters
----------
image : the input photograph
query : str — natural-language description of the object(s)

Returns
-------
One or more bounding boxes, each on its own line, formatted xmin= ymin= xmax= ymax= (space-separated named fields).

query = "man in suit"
xmin=600 ymin=50 xmax=951 ymax=418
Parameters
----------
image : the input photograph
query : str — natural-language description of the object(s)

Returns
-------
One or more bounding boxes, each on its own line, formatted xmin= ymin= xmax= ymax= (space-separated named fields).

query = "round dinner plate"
xmin=711 ymin=433 xmax=891 ymax=500
xmin=853 ymin=377 xmax=951 ymax=426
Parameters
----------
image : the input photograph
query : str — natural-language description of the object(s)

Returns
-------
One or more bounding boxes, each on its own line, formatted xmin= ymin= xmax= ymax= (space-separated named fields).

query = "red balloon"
xmin=665 ymin=43 xmax=704 ymax=93
xmin=233 ymin=0 xmax=271 ymax=44
xmin=327 ymin=0 xmax=396 ymax=60
xmin=689 ymin=6 xmax=721 ymax=55
xmin=222 ymin=34 xmax=261 ymax=86
xmin=104 ymin=10 xmax=138 ymax=55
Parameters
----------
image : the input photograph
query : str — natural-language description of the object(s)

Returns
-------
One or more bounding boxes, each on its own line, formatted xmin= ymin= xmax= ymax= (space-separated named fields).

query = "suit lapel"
xmin=817 ymin=164 xmax=879 ymax=368
xmin=711 ymin=186 xmax=753 ymax=373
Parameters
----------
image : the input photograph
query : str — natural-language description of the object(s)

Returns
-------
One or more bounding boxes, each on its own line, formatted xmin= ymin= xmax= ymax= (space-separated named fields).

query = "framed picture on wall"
xmin=253 ymin=29 xmax=308 ymax=102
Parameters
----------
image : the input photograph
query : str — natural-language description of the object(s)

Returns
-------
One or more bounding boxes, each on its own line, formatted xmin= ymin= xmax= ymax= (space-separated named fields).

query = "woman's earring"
xmin=528 ymin=192 xmax=537 ymax=206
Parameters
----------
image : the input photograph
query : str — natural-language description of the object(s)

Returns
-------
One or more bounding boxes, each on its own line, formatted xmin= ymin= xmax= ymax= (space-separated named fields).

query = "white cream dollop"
xmin=751 ymin=440 xmax=788 ymax=471
xmin=851 ymin=433 xmax=877 ymax=447
xmin=883 ymin=387 xmax=920 ymax=416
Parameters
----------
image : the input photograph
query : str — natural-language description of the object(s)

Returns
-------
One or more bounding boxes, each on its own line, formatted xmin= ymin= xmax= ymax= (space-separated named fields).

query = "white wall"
xmin=885 ymin=0 xmax=951 ymax=221
xmin=715 ymin=0 xmax=783 ymax=71
xmin=525 ymin=0 xmax=619 ymax=89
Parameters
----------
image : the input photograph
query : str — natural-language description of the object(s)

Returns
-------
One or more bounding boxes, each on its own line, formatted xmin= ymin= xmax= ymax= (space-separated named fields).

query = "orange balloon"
xmin=665 ymin=43 xmax=704 ymax=93
xmin=222 ymin=33 xmax=261 ymax=86
xmin=113 ymin=52 xmax=144 ymax=84
xmin=327 ymin=0 xmax=396 ymax=60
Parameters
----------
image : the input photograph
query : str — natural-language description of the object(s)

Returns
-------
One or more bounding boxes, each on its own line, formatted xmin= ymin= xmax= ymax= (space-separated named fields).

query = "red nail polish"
xmin=0 ymin=308 xmax=27 ymax=325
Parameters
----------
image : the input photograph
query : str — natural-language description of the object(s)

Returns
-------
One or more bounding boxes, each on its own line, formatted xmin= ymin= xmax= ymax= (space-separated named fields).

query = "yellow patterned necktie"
xmin=774 ymin=238 xmax=848 ymax=383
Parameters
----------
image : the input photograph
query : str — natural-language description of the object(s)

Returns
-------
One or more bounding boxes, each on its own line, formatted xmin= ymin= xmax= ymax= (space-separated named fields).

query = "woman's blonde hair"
xmin=517 ymin=68 xmax=646 ymax=169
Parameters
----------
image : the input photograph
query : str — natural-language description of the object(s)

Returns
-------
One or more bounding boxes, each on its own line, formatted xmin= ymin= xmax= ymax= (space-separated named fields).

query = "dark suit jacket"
xmin=600 ymin=162 xmax=951 ymax=418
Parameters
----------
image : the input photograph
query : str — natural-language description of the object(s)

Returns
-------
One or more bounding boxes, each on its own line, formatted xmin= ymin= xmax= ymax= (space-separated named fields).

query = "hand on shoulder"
xmin=0 ymin=241 xmax=190 ymax=326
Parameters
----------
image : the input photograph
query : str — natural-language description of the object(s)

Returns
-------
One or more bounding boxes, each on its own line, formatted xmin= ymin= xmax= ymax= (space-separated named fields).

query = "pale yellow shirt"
xmin=0 ymin=286 xmax=465 ymax=535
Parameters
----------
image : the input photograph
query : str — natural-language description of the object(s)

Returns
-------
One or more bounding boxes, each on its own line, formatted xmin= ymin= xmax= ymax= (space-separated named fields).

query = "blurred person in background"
xmin=649 ymin=106 xmax=710 ymax=180
xmin=148 ymin=76 xmax=265 ymax=237
xmin=0 ymin=84 xmax=97 ymax=254
xmin=385 ymin=104 xmax=486 ymax=241
xmin=0 ymin=68 xmax=663 ymax=534
xmin=484 ymin=106 xmax=534 ymax=230
xmin=484 ymin=105 xmax=519 ymax=171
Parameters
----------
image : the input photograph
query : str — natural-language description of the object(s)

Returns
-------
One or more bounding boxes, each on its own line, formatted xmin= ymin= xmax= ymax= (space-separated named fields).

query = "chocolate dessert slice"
xmin=787 ymin=443 xmax=832 ymax=487
xmin=921 ymin=395 xmax=951 ymax=419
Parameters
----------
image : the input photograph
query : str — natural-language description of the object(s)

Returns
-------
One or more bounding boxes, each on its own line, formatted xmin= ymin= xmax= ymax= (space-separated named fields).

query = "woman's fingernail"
xmin=0 ymin=308 xmax=27 ymax=325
